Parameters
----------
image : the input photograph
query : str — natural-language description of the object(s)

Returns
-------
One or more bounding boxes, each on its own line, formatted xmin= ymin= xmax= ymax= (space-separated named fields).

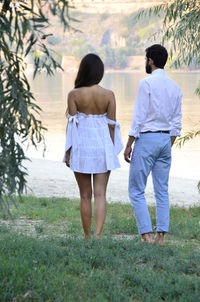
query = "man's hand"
xmin=171 ymin=136 xmax=176 ymax=146
xmin=124 ymin=136 xmax=135 ymax=163
xmin=124 ymin=145 xmax=132 ymax=163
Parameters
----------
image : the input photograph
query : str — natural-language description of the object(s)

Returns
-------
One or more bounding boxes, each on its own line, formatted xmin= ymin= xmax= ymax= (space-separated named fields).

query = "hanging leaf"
xmin=0 ymin=0 xmax=77 ymax=210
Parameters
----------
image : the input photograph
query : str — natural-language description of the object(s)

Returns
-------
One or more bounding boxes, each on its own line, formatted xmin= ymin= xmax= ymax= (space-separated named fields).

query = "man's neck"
xmin=151 ymin=66 xmax=159 ymax=72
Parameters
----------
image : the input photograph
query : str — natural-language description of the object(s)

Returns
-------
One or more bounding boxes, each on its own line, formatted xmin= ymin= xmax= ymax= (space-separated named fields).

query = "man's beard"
xmin=145 ymin=63 xmax=152 ymax=74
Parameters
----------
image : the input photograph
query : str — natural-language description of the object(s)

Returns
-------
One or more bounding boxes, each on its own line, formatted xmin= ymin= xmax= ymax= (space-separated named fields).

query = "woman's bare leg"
xmin=93 ymin=171 xmax=110 ymax=239
xmin=74 ymin=172 xmax=92 ymax=239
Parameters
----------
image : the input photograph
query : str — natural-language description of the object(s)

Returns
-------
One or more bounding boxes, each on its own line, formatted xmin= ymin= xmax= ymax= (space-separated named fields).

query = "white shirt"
xmin=129 ymin=69 xmax=182 ymax=138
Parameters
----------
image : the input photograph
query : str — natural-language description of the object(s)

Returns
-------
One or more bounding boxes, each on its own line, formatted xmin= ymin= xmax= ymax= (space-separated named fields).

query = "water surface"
xmin=27 ymin=71 xmax=200 ymax=180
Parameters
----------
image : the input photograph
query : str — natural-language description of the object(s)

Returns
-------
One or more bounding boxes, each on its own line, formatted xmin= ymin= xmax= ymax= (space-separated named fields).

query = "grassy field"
xmin=0 ymin=196 xmax=200 ymax=301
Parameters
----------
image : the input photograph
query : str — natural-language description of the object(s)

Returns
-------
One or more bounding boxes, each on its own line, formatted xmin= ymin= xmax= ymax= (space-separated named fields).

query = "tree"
xmin=69 ymin=38 xmax=96 ymax=60
xmin=98 ymin=46 xmax=115 ymax=68
xmin=141 ymin=0 xmax=200 ymax=68
xmin=0 ymin=0 xmax=75 ymax=211
xmin=139 ymin=0 xmax=200 ymax=191
xmin=114 ymin=48 xmax=127 ymax=69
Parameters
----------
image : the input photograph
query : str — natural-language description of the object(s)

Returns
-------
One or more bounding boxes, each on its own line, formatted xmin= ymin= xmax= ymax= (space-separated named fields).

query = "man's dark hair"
xmin=75 ymin=53 xmax=104 ymax=88
xmin=145 ymin=44 xmax=168 ymax=69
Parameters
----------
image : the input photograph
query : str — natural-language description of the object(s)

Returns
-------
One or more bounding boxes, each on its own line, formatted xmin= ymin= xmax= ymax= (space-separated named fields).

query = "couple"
xmin=64 ymin=44 xmax=182 ymax=245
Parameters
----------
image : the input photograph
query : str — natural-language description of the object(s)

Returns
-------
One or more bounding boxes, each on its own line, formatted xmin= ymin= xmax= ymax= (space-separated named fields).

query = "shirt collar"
xmin=151 ymin=68 xmax=165 ymax=75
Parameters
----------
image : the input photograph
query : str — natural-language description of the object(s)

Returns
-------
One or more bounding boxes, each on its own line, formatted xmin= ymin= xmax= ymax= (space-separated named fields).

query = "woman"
xmin=64 ymin=53 xmax=123 ymax=239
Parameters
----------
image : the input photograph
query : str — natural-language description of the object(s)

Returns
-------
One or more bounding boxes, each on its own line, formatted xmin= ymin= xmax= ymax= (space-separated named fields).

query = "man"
xmin=124 ymin=44 xmax=182 ymax=246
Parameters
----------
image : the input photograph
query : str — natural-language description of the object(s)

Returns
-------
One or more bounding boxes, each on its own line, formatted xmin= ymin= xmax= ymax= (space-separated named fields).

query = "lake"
xmin=27 ymin=70 xmax=200 ymax=180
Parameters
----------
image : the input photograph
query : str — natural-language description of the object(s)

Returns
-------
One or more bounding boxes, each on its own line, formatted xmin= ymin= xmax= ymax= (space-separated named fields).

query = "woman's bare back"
xmin=67 ymin=85 xmax=116 ymax=121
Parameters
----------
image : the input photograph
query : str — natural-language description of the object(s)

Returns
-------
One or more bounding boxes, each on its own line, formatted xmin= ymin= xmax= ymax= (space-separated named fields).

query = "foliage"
xmin=122 ymin=9 xmax=161 ymax=30
xmin=176 ymin=130 xmax=200 ymax=148
xmin=69 ymin=38 xmax=97 ymax=60
xmin=198 ymin=182 xmax=200 ymax=194
xmin=0 ymin=0 xmax=74 ymax=209
xmin=122 ymin=11 xmax=138 ymax=29
xmin=125 ymin=35 xmax=140 ymax=55
xmin=68 ymin=40 xmax=129 ymax=69
xmin=121 ymin=9 xmax=163 ymax=58
xmin=196 ymin=86 xmax=200 ymax=97
xmin=100 ymin=12 xmax=109 ymax=21
xmin=139 ymin=0 xmax=200 ymax=68
xmin=47 ymin=35 xmax=62 ymax=46
xmin=137 ymin=26 xmax=152 ymax=41
xmin=114 ymin=48 xmax=128 ymax=69
xmin=98 ymin=46 xmax=115 ymax=68
xmin=97 ymin=46 xmax=128 ymax=69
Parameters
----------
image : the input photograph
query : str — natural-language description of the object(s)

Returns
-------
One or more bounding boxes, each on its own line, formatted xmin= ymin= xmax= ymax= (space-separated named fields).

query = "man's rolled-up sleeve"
xmin=170 ymin=91 xmax=182 ymax=137
xmin=128 ymin=79 xmax=150 ymax=138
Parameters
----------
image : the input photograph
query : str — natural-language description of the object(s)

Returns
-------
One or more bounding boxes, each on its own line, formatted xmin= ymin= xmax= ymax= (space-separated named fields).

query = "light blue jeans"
xmin=129 ymin=133 xmax=171 ymax=234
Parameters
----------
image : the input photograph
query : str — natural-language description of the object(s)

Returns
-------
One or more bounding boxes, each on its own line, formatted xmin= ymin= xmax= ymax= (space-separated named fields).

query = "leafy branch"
xmin=0 ymin=0 xmax=75 ymax=210
xmin=137 ymin=0 xmax=200 ymax=68
xmin=176 ymin=130 xmax=200 ymax=148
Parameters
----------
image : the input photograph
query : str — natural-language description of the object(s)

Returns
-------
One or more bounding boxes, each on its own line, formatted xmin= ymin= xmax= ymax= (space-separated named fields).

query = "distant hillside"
xmin=68 ymin=0 xmax=168 ymax=14
xmin=41 ymin=7 xmax=164 ymax=70
xmin=30 ymin=3 xmax=198 ymax=71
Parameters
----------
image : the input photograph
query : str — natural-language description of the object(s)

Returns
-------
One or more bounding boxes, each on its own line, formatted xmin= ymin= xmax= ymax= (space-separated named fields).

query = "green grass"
xmin=1 ymin=196 xmax=200 ymax=241
xmin=0 ymin=197 xmax=200 ymax=301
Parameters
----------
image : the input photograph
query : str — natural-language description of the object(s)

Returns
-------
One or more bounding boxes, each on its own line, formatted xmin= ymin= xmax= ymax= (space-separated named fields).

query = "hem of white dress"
xmin=70 ymin=167 xmax=120 ymax=174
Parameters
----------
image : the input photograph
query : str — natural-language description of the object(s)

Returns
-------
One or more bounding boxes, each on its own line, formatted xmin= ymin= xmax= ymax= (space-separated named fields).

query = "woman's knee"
xmin=94 ymin=190 xmax=106 ymax=200
xmin=80 ymin=189 xmax=92 ymax=201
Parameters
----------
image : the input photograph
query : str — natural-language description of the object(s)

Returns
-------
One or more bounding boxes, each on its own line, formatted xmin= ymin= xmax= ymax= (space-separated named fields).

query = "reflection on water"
xmin=27 ymin=71 xmax=200 ymax=179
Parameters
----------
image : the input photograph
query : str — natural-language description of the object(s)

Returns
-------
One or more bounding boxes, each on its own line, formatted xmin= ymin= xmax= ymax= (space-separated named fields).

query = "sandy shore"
xmin=24 ymin=158 xmax=200 ymax=208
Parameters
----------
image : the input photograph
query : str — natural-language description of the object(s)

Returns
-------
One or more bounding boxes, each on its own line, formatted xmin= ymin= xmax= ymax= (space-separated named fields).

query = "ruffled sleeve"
xmin=63 ymin=114 xmax=79 ymax=162
xmin=107 ymin=118 xmax=123 ymax=154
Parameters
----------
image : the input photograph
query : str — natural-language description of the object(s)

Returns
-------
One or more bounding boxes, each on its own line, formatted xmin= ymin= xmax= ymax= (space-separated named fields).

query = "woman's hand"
xmin=65 ymin=149 xmax=71 ymax=167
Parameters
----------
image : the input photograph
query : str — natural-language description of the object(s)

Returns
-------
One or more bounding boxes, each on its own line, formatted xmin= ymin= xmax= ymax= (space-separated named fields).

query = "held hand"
xmin=65 ymin=160 xmax=70 ymax=167
xmin=124 ymin=145 xmax=132 ymax=163
xmin=171 ymin=136 xmax=176 ymax=147
xmin=65 ymin=150 xmax=70 ymax=167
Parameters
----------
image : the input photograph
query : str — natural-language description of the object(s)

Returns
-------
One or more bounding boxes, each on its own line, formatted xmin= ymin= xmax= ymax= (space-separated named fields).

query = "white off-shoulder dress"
xmin=63 ymin=112 xmax=123 ymax=174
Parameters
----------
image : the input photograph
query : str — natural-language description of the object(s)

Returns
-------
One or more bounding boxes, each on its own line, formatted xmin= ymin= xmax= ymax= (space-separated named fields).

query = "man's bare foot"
xmin=154 ymin=232 xmax=165 ymax=246
xmin=141 ymin=233 xmax=154 ymax=244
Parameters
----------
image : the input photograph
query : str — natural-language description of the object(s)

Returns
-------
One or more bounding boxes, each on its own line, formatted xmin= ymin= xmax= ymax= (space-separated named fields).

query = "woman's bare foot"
xmin=141 ymin=233 xmax=154 ymax=244
xmin=94 ymin=233 xmax=100 ymax=240
xmin=154 ymin=232 xmax=165 ymax=246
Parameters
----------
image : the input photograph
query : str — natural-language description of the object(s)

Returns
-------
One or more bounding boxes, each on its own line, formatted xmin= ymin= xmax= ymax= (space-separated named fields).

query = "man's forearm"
xmin=126 ymin=135 xmax=135 ymax=147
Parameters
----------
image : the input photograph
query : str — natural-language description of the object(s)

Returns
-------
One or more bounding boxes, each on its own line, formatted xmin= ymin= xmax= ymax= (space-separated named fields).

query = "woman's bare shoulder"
xmin=98 ymin=86 xmax=115 ymax=98
xmin=68 ymin=88 xmax=83 ymax=104
xmin=68 ymin=88 xmax=77 ymax=97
